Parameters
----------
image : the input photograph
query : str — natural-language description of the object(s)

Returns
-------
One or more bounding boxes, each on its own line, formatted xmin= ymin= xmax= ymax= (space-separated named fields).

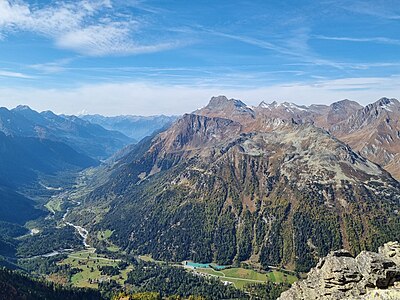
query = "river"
xmin=62 ymin=207 xmax=91 ymax=248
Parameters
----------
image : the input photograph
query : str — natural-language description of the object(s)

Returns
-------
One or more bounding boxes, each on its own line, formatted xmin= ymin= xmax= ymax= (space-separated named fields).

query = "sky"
xmin=0 ymin=0 xmax=400 ymax=115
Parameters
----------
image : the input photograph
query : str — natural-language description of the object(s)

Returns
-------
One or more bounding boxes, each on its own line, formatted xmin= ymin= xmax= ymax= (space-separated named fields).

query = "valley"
xmin=34 ymin=175 xmax=299 ymax=294
xmin=1 ymin=96 xmax=399 ymax=299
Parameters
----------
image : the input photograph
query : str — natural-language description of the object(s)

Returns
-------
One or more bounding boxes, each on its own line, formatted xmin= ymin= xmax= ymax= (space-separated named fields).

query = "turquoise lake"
xmin=185 ymin=261 xmax=228 ymax=270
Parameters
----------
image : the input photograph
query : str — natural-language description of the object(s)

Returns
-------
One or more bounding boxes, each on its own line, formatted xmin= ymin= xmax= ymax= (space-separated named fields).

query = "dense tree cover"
xmin=112 ymin=292 xmax=161 ymax=300
xmin=0 ymin=186 xmax=44 ymax=225
xmin=18 ymin=255 xmax=69 ymax=275
xmin=112 ymin=292 xmax=206 ymax=300
xmin=17 ymin=226 xmax=83 ymax=257
xmin=98 ymin=279 xmax=122 ymax=299
xmin=0 ymin=256 xmax=19 ymax=270
xmin=0 ymin=267 xmax=102 ymax=300
xmin=235 ymin=211 xmax=254 ymax=262
xmin=292 ymin=207 xmax=342 ymax=272
xmin=86 ymin=155 xmax=400 ymax=273
xmin=125 ymin=261 xmax=247 ymax=300
xmin=0 ymin=221 xmax=31 ymax=259
xmin=244 ymin=282 xmax=291 ymax=300
xmin=0 ymin=237 xmax=17 ymax=258
xmin=0 ymin=222 xmax=28 ymax=238
xmin=99 ymin=265 xmax=120 ymax=276
xmin=0 ymin=131 xmax=97 ymax=188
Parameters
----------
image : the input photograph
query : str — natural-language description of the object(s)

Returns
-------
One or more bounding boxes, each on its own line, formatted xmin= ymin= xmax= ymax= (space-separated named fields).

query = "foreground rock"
xmin=279 ymin=242 xmax=400 ymax=300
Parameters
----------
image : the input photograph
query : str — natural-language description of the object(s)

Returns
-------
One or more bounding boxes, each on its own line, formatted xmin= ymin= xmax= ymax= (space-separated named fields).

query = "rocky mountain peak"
xmin=41 ymin=110 xmax=58 ymax=118
xmin=330 ymin=99 xmax=363 ymax=111
xmin=155 ymin=113 xmax=242 ymax=153
xmin=194 ymin=96 xmax=255 ymax=122
xmin=258 ymin=100 xmax=278 ymax=109
xmin=362 ymin=97 xmax=399 ymax=114
xmin=257 ymin=101 xmax=308 ymax=112
xmin=12 ymin=105 xmax=34 ymax=112
xmin=312 ymin=99 xmax=363 ymax=129
xmin=329 ymin=97 xmax=400 ymax=180
xmin=281 ymin=102 xmax=309 ymax=111
xmin=207 ymin=95 xmax=247 ymax=109
xmin=375 ymin=97 xmax=399 ymax=111
xmin=377 ymin=97 xmax=398 ymax=105
xmin=11 ymin=104 xmax=44 ymax=124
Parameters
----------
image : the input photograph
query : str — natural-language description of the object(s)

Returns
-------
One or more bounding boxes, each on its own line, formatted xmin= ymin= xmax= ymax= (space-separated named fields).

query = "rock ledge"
xmin=279 ymin=241 xmax=400 ymax=300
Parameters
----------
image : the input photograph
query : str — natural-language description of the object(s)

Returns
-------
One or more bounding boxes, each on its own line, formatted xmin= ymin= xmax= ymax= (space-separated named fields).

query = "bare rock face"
xmin=379 ymin=241 xmax=400 ymax=266
xmin=356 ymin=251 xmax=399 ymax=289
xmin=278 ymin=242 xmax=400 ymax=300
xmin=356 ymin=288 xmax=400 ymax=299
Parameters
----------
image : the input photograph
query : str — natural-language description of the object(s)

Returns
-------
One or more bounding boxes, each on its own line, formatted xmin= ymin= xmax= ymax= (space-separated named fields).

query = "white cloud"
xmin=0 ymin=69 xmax=33 ymax=78
xmin=56 ymin=23 xmax=179 ymax=56
xmin=0 ymin=0 xmax=180 ymax=56
xmin=339 ymin=0 xmax=400 ymax=20
xmin=203 ymin=28 xmax=346 ymax=69
xmin=29 ymin=58 xmax=75 ymax=73
xmin=0 ymin=77 xmax=399 ymax=115
xmin=314 ymin=35 xmax=400 ymax=46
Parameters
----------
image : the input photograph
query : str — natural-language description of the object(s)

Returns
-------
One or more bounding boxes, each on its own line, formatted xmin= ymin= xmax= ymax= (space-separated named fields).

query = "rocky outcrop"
xmin=379 ymin=242 xmax=400 ymax=266
xmin=279 ymin=242 xmax=400 ymax=300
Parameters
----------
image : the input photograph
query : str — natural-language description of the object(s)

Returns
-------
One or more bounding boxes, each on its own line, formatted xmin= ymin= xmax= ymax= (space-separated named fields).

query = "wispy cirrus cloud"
xmin=0 ymin=69 xmax=33 ymax=79
xmin=200 ymin=28 xmax=346 ymax=69
xmin=29 ymin=58 xmax=76 ymax=74
xmin=205 ymin=28 xmax=400 ymax=71
xmin=0 ymin=0 xmax=183 ymax=56
xmin=334 ymin=0 xmax=400 ymax=20
xmin=314 ymin=35 xmax=400 ymax=46
xmin=56 ymin=22 xmax=182 ymax=56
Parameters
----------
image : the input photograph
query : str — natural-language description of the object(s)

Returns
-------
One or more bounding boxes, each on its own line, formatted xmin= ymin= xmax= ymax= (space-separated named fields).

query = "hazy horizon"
xmin=1 ymin=94 xmax=398 ymax=117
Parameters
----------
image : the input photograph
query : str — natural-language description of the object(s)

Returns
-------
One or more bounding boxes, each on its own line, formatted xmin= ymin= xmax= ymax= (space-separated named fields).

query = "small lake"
xmin=184 ymin=261 xmax=228 ymax=270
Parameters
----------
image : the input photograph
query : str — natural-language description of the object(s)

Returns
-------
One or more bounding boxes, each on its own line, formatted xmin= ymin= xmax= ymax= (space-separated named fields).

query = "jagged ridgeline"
xmin=72 ymin=96 xmax=400 ymax=272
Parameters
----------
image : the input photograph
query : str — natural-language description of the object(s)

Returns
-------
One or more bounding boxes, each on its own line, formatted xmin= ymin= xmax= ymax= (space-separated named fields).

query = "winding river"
xmin=62 ymin=208 xmax=91 ymax=248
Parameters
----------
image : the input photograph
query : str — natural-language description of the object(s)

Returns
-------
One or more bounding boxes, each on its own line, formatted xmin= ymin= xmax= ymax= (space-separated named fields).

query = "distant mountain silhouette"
xmin=0 ymin=105 xmax=132 ymax=160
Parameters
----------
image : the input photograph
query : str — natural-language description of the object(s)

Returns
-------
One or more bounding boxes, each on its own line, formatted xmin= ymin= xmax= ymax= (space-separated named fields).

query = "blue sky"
xmin=0 ymin=0 xmax=400 ymax=115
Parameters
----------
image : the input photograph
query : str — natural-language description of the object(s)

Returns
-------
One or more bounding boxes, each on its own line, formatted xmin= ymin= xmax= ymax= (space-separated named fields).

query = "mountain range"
xmin=67 ymin=96 xmax=400 ymax=273
xmin=0 ymin=95 xmax=399 ymax=298
xmin=331 ymin=98 xmax=400 ymax=180
xmin=0 ymin=105 xmax=174 ymax=270
xmin=0 ymin=105 xmax=132 ymax=160
xmin=80 ymin=114 xmax=177 ymax=142
xmin=0 ymin=131 xmax=96 ymax=188
xmin=251 ymin=97 xmax=400 ymax=181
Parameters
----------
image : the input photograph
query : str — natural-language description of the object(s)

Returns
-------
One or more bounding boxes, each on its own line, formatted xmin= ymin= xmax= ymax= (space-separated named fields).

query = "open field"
xmin=97 ymin=229 xmax=113 ymax=241
xmin=192 ymin=267 xmax=297 ymax=289
xmin=44 ymin=198 xmax=63 ymax=214
xmin=57 ymin=249 xmax=132 ymax=288
xmin=138 ymin=255 xmax=155 ymax=262
xmin=96 ymin=230 xmax=122 ymax=253
xmin=268 ymin=270 xmax=297 ymax=284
